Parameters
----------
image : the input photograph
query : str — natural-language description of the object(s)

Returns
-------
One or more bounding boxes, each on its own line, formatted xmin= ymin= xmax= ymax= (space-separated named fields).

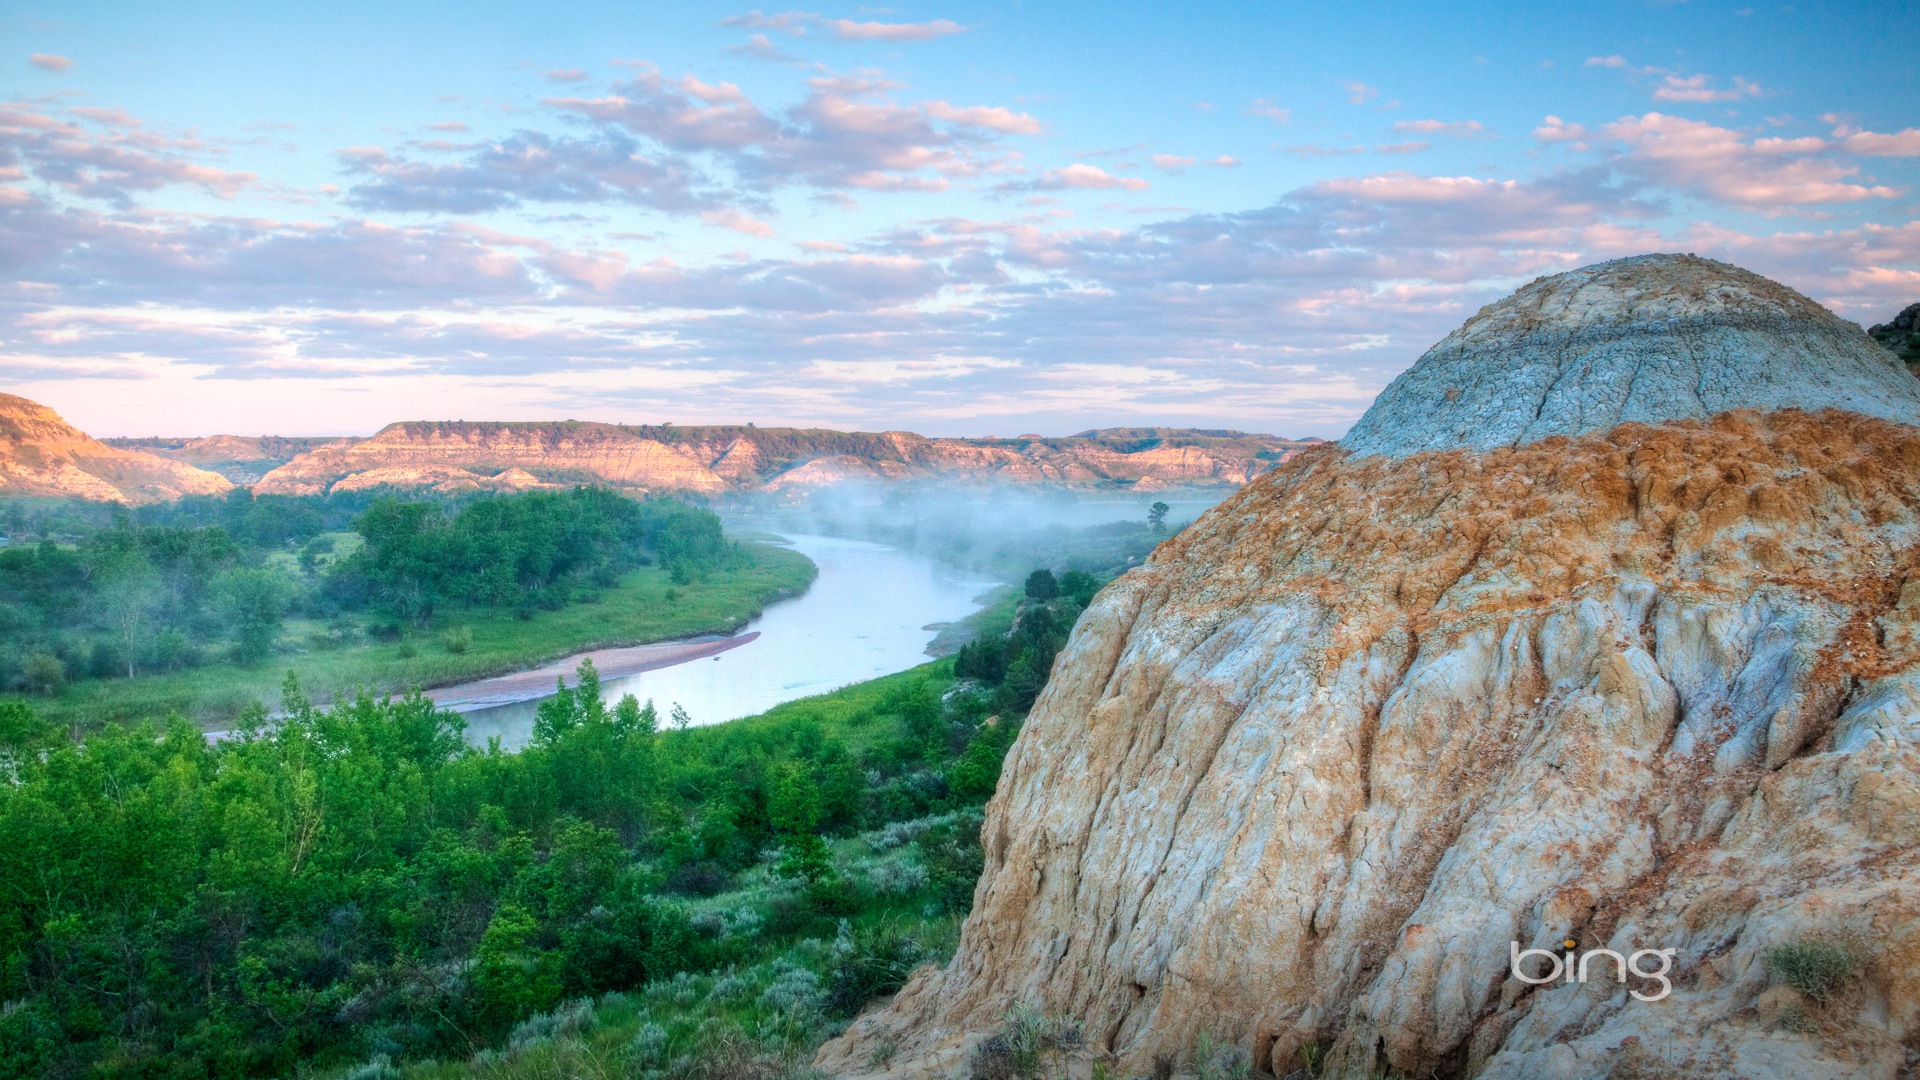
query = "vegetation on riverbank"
xmin=0 ymin=564 xmax=1100 ymax=1080
xmin=0 ymin=490 xmax=814 ymax=729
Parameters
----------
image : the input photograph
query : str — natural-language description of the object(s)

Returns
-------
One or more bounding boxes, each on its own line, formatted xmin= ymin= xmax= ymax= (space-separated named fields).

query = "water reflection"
xmin=457 ymin=535 xmax=999 ymax=747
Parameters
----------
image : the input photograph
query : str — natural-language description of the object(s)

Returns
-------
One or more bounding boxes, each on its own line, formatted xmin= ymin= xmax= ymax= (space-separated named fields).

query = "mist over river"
xmin=455 ymin=534 xmax=1000 ymax=748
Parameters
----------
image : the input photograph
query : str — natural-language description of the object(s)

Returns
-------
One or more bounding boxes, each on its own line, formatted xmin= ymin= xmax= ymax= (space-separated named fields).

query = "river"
xmin=454 ymin=534 xmax=1000 ymax=747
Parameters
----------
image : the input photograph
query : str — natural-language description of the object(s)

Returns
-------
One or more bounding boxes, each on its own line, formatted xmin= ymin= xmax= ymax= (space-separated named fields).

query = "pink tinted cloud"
xmin=1585 ymin=55 xmax=1628 ymax=68
xmin=1653 ymin=74 xmax=1762 ymax=103
xmin=1393 ymin=119 xmax=1486 ymax=137
xmin=825 ymin=17 xmax=967 ymax=41
xmin=1600 ymin=112 xmax=1898 ymax=210
xmin=701 ymin=207 xmax=775 ymax=237
xmin=1834 ymin=125 xmax=1920 ymax=156
xmin=1030 ymin=164 xmax=1149 ymax=191
xmin=0 ymin=101 xmax=257 ymax=202
xmin=925 ymin=101 xmax=1042 ymax=135
xmin=542 ymin=68 xmax=591 ymax=83
xmin=28 ymin=54 xmax=73 ymax=73
xmin=1343 ymin=81 xmax=1379 ymax=105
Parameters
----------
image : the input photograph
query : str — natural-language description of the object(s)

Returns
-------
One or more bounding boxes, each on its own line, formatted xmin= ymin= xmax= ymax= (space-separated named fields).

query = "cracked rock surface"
xmin=1342 ymin=254 xmax=1920 ymax=458
xmin=817 ymin=258 xmax=1920 ymax=1080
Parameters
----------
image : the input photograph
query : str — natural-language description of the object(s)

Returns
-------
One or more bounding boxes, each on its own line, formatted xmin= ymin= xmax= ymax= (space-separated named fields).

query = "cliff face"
xmin=819 ymin=256 xmax=1920 ymax=1079
xmin=252 ymin=423 xmax=1311 ymax=497
xmin=0 ymin=394 xmax=232 ymax=503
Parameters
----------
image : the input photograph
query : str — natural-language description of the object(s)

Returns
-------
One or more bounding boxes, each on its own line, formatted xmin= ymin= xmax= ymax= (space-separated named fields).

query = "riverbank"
xmin=450 ymin=534 xmax=1001 ymax=744
xmin=8 ymin=540 xmax=816 ymax=730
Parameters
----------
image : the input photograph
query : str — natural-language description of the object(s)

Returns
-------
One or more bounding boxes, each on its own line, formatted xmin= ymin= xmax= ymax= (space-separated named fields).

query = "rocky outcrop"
xmin=819 ymin=256 xmax=1920 ymax=1079
xmin=1344 ymin=254 xmax=1920 ymax=457
xmin=103 ymin=434 xmax=351 ymax=484
xmin=254 ymin=423 xmax=1312 ymax=497
xmin=0 ymin=393 xmax=232 ymax=503
xmin=1871 ymin=302 xmax=1920 ymax=375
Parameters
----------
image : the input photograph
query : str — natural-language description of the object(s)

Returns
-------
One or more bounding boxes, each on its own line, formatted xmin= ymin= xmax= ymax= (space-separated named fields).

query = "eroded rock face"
xmin=819 ymin=257 xmax=1920 ymax=1080
xmin=0 ymin=393 xmax=232 ymax=502
xmin=1343 ymin=254 xmax=1920 ymax=458
xmin=253 ymin=422 xmax=1312 ymax=496
xmin=822 ymin=412 xmax=1920 ymax=1079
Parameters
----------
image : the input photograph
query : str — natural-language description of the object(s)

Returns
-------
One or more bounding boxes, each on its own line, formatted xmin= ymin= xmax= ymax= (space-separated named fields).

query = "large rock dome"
xmin=1342 ymin=253 xmax=1920 ymax=457
xmin=819 ymin=255 xmax=1920 ymax=1080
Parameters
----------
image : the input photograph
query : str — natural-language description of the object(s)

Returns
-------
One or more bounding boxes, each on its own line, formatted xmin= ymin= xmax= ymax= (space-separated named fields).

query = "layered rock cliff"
xmin=0 ymin=393 xmax=232 ymax=503
xmin=251 ymin=423 xmax=1311 ymax=497
xmin=819 ymin=255 xmax=1920 ymax=1079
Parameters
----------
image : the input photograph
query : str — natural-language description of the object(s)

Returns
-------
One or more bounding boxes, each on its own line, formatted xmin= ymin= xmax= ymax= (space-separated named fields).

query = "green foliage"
xmin=331 ymin=489 xmax=731 ymax=625
xmin=0 ymin=643 xmax=1025 ymax=1079
xmin=1767 ymin=939 xmax=1861 ymax=1006
xmin=1148 ymin=500 xmax=1171 ymax=532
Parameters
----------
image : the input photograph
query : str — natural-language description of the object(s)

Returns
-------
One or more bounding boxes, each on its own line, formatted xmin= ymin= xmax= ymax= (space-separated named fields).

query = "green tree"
xmin=1023 ymin=568 xmax=1059 ymax=601
xmin=214 ymin=565 xmax=295 ymax=663
xmin=1148 ymin=501 xmax=1171 ymax=532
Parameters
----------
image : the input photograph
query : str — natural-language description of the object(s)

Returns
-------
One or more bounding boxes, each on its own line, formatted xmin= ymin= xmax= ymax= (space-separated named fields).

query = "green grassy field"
xmin=7 ymin=540 xmax=816 ymax=730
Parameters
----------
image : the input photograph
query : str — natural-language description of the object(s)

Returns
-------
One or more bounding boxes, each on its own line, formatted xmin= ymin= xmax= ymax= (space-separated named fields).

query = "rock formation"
xmin=251 ymin=423 xmax=1311 ymax=497
xmin=1344 ymin=254 xmax=1920 ymax=457
xmin=102 ymin=434 xmax=349 ymax=484
xmin=818 ymin=255 xmax=1920 ymax=1079
xmin=0 ymin=393 xmax=232 ymax=503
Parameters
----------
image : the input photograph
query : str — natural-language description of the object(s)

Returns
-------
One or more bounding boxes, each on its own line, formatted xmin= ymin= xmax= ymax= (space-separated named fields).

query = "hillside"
xmin=102 ymin=434 xmax=348 ymax=484
xmin=248 ymin=423 xmax=1314 ymax=497
xmin=819 ymin=255 xmax=1920 ymax=1079
xmin=0 ymin=393 xmax=232 ymax=503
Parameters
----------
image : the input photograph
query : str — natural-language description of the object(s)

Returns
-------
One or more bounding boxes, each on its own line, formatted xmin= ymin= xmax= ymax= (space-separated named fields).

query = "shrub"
xmin=826 ymin=919 xmax=930 ymax=1018
xmin=1767 ymin=939 xmax=1860 ymax=1006
xmin=443 ymin=626 xmax=473 ymax=653
xmin=968 ymin=1005 xmax=1084 ymax=1080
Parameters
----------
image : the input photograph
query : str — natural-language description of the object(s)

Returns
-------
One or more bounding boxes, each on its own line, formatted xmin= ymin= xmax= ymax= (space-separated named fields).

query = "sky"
xmin=2 ymin=0 xmax=1916 ymax=439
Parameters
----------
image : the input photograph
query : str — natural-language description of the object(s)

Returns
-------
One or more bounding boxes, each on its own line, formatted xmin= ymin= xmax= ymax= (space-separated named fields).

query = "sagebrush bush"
xmin=1767 ymin=939 xmax=1860 ymax=1005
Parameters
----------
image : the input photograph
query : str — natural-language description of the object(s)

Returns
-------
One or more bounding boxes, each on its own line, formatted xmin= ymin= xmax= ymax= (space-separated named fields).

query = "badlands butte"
xmin=22 ymin=420 xmax=1313 ymax=501
xmin=819 ymin=255 xmax=1920 ymax=1080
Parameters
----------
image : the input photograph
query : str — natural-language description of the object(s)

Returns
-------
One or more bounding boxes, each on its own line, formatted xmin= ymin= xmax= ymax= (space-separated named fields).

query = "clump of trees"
xmin=0 ymin=516 xmax=291 ymax=688
xmin=952 ymin=568 xmax=1103 ymax=714
xmin=323 ymin=488 xmax=730 ymax=625
xmin=0 ymin=487 xmax=731 ymax=694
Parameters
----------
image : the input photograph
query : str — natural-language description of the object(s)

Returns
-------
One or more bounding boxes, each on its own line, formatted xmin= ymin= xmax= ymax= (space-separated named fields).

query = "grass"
xmin=1767 ymin=939 xmax=1861 ymax=1006
xmin=6 ymin=540 xmax=816 ymax=729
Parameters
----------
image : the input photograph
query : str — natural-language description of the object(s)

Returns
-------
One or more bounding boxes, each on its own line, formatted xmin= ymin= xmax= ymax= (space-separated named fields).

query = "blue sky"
xmin=2 ymin=0 xmax=1915 ymax=437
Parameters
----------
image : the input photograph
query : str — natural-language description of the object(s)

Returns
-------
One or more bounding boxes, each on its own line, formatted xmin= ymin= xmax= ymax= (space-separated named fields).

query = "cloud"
xmin=1534 ymin=115 xmax=1589 ymax=145
xmin=701 ymin=207 xmax=775 ymax=236
xmin=1652 ymin=73 xmax=1762 ymax=103
xmin=1392 ymin=119 xmax=1487 ymax=137
xmin=1585 ymin=55 xmax=1628 ymax=68
xmin=0 ymin=101 xmax=257 ymax=204
xmin=719 ymin=10 xmax=968 ymax=41
xmin=1599 ymin=112 xmax=1899 ymax=210
xmin=28 ymin=53 xmax=73 ymax=73
xmin=823 ymin=17 xmax=967 ymax=41
xmin=541 ymin=68 xmax=591 ymax=82
xmin=1020 ymin=164 xmax=1150 ymax=192
xmin=425 ymin=121 xmax=471 ymax=133
xmin=547 ymin=69 xmax=1026 ymax=194
xmin=1246 ymin=98 xmax=1291 ymax=124
xmin=1834 ymin=125 xmax=1920 ymax=156
xmin=730 ymin=32 xmax=808 ymax=63
xmin=924 ymin=101 xmax=1042 ymax=135
xmin=1151 ymin=154 xmax=1194 ymax=172
xmin=1343 ymin=81 xmax=1379 ymax=105
xmin=338 ymin=130 xmax=721 ymax=214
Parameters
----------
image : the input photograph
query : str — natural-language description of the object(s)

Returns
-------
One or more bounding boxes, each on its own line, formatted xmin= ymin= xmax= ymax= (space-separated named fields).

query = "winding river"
xmin=454 ymin=534 xmax=1000 ymax=747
